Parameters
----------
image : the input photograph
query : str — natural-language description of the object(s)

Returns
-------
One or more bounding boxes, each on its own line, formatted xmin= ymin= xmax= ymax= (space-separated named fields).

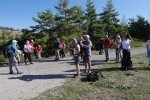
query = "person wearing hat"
xmin=81 ymin=35 xmax=92 ymax=74
xmin=115 ymin=35 xmax=122 ymax=63
xmin=8 ymin=40 xmax=22 ymax=74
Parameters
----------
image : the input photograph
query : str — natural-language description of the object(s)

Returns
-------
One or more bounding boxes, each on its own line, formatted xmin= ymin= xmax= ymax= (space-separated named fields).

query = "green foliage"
xmin=99 ymin=0 xmax=120 ymax=37
xmin=0 ymin=55 xmax=7 ymax=62
xmin=128 ymin=16 xmax=150 ymax=40
xmin=31 ymin=10 xmax=54 ymax=33
xmin=54 ymin=0 xmax=84 ymax=37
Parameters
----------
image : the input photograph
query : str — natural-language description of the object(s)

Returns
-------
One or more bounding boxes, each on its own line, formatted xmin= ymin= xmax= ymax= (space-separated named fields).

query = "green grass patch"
xmin=32 ymin=53 xmax=150 ymax=100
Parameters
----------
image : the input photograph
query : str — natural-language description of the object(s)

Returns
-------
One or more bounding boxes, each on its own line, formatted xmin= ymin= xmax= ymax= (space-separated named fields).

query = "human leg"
xmin=9 ymin=57 xmax=13 ymax=74
xmin=104 ymin=48 xmax=109 ymax=61
xmin=74 ymin=56 xmax=80 ymax=76
xmin=12 ymin=56 xmax=20 ymax=73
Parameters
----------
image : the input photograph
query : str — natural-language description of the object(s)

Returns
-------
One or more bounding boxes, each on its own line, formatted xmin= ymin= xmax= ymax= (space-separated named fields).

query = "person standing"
xmin=104 ymin=35 xmax=111 ymax=62
xmin=53 ymin=38 xmax=61 ymax=60
xmin=60 ymin=41 xmax=66 ymax=58
xmin=36 ymin=44 xmax=42 ymax=60
xmin=24 ymin=40 xmax=34 ymax=65
xmin=147 ymin=35 xmax=150 ymax=66
xmin=115 ymin=35 xmax=122 ymax=63
xmin=78 ymin=36 xmax=84 ymax=59
xmin=29 ymin=39 xmax=35 ymax=60
xmin=72 ymin=38 xmax=81 ymax=77
xmin=81 ymin=35 xmax=92 ymax=74
xmin=121 ymin=34 xmax=134 ymax=70
xmin=8 ymin=40 xmax=22 ymax=74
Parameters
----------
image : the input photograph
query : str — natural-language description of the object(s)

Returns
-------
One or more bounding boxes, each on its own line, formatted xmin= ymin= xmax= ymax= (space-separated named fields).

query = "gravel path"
xmin=0 ymin=48 xmax=145 ymax=100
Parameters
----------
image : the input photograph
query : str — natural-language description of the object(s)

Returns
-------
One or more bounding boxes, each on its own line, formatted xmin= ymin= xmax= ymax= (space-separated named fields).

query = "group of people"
xmin=72 ymin=35 xmax=92 ymax=77
xmin=5 ymin=32 xmax=150 ymax=76
xmin=53 ymin=38 xmax=66 ymax=60
xmin=99 ymin=33 xmax=134 ymax=70
xmin=7 ymin=39 xmax=43 ymax=74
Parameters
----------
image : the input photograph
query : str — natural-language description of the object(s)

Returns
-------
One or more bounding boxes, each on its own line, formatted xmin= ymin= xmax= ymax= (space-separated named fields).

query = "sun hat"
xmin=12 ymin=40 xmax=18 ymax=43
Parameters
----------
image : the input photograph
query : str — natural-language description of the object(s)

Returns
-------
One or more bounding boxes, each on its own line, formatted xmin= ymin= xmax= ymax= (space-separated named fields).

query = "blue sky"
xmin=0 ymin=0 xmax=150 ymax=29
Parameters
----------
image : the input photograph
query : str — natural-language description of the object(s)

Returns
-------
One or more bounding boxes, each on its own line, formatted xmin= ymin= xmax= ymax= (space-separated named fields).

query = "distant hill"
xmin=0 ymin=26 xmax=23 ymax=47
xmin=0 ymin=26 xmax=23 ymax=38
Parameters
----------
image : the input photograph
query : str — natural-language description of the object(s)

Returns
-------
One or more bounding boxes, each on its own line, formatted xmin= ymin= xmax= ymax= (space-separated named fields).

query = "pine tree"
xmin=85 ymin=0 xmax=97 ymax=37
xmin=100 ymin=0 xmax=119 ymax=37
xmin=54 ymin=0 xmax=84 ymax=38
xmin=31 ymin=10 xmax=54 ymax=33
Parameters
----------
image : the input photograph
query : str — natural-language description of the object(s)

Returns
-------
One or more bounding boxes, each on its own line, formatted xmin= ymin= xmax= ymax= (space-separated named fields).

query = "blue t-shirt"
xmin=10 ymin=44 xmax=18 ymax=56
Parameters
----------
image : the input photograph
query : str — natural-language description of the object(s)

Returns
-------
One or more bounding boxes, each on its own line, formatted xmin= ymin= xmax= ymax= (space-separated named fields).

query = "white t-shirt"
xmin=147 ymin=40 xmax=150 ymax=49
xmin=73 ymin=44 xmax=80 ymax=55
xmin=24 ymin=44 xmax=33 ymax=53
xmin=122 ymin=39 xmax=132 ymax=49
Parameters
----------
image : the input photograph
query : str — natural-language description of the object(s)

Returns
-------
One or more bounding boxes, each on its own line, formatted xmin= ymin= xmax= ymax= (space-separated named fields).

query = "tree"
xmin=85 ymin=0 xmax=98 ymax=37
xmin=32 ymin=10 xmax=54 ymax=34
xmin=54 ymin=0 xmax=84 ymax=38
xmin=99 ymin=0 xmax=119 ymax=38
xmin=128 ymin=16 xmax=150 ymax=40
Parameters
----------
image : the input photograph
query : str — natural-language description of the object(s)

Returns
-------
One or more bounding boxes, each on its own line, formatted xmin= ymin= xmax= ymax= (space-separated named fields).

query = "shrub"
xmin=0 ymin=54 xmax=8 ymax=63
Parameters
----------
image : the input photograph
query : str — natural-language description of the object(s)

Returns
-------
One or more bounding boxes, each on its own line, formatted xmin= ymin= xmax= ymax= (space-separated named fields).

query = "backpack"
xmin=6 ymin=45 xmax=12 ymax=58
xmin=87 ymin=71 xmax=104 ymax=82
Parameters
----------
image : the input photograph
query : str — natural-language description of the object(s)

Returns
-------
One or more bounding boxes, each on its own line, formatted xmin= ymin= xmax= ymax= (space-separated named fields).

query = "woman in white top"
xmin=24 ymin=40 xmax=34 ymax=65
xmin=121 ymin=34 xmax=134 ymax=70
xmin=72 ymin=38 xmax=80 ymax=77
xmin=147 ymin=35 xmax=150 ymax=66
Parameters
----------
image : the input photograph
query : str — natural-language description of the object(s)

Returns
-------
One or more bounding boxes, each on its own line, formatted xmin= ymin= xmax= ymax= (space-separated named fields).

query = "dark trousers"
xmin=121 ymin=49 xmax=132 ymax=70
xmin=60 ymin=49 xmax=65 ymax=58
xmin=24 ymin=52 xmax=32 ymax=64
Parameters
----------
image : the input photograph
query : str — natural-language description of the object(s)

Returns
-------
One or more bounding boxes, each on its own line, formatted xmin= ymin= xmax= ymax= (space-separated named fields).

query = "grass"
xmin=132 ymin=38 xmax=146 ymax=48
xmin=32 ymin=53 xmax=150 ymax=100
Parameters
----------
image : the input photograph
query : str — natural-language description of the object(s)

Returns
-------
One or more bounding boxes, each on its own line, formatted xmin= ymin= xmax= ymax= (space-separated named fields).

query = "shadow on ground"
xmin=8 ymin=74 xmax=73 ymax=82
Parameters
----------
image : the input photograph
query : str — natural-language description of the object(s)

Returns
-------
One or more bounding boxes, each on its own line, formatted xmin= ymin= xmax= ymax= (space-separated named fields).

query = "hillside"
xmin=0 ymin=28 xmax=23 ymax=47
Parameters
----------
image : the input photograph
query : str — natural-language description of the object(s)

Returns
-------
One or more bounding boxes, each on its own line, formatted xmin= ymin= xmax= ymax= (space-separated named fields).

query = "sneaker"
xmin=30 ymin=62 xmax=33 ymax=64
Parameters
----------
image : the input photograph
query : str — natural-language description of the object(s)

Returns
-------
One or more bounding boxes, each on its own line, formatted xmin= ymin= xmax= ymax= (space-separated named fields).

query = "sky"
xmin=0 ymin=0 xmax=150 ymax=29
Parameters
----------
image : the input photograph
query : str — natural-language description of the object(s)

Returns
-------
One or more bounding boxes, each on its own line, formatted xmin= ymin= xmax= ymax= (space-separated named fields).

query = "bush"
xmin=0 ymin=54 xmax=8 ymax=63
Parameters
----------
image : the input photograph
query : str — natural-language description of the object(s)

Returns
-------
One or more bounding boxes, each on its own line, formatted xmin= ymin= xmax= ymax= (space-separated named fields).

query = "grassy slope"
xmin=32 ymin=53 xmax=150 ymax=100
